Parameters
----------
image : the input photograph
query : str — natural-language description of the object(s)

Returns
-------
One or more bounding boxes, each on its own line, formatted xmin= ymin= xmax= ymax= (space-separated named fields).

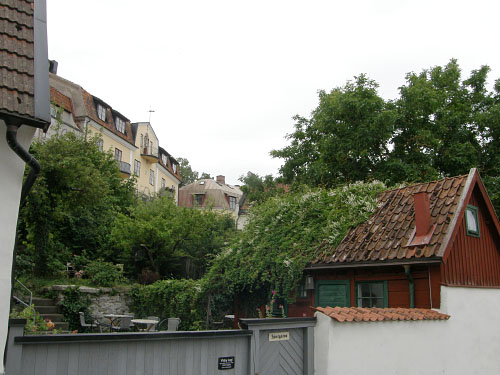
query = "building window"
xmin=115 ymin=117 xmax=126 ymax=134
xmin=149 ymin=170 xmax=154 ymax=185
xmin=194 ymin=194 xmax=203 ymax=207
xmin=173 ymin=163 xmax=177 ymax=173
xmin=162 ymin=154 xmax=167 ymax=166
xmin=356 ymin=281 xmax=388 ymax=308
xmin=114 ymin=148 xmax=122 ymax=161
xmin=97 ymin=104 xmax=106 ymax=121
xmin=465 ymin=205 xmax=480 ymax=237
xmin=96 ymin=139 xmax=103 ymax=152
xmin=315 ymin=280 xmax=350 ymax=308
xmin=229 ymin=196 xmax=236 ymax=210
xmin=140 ymin=134 xmax=143 ymax=148
xmin=161 ymin=178 xmax=166 ymax=188
xmin=134 ymin=160 xmax=141 ymax=176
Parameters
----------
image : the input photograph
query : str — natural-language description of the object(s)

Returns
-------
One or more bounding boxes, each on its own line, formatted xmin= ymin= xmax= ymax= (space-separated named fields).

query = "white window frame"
xmin=134 ymin=160 xmax=141 ymax=176
xmin=149 ymin=169 xmax=154 ymax=185
xmin=97 ymin=104 xmax=106 ymax=121
xmin=115 ymin=117 xmax=126 ymax=133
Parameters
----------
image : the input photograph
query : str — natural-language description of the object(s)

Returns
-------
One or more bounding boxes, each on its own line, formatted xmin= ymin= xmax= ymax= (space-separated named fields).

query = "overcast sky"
xmin=47 ymin=0 xmax=500 ymax=185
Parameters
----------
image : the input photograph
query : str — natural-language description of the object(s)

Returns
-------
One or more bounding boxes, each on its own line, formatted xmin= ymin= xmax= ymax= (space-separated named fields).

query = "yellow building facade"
xmin=49 ymin=73 xmax=181 ymax=199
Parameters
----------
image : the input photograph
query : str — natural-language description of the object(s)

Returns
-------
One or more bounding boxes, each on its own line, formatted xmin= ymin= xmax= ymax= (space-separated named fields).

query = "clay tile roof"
xmin=315 ymin=306 xmax=450 ymax=322
xmin=0 ymin=0 xmax=36 ymax=119
xmin=312 ymin=173 xmax=469 ymax=266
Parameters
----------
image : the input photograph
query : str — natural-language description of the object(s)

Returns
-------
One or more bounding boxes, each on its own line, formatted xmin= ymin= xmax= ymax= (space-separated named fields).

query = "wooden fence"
xmin=6 ymin=317 xmax=315 ymax=375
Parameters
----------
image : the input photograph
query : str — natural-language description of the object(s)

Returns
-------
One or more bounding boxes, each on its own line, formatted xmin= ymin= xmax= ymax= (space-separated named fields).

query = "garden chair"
xmin=167 ymin=317 xmax=181 ymax=331
xmin=79 ymin=312 xmax=101 ymax=333
xmin=111 ymin=316 xmax=133 ymax=332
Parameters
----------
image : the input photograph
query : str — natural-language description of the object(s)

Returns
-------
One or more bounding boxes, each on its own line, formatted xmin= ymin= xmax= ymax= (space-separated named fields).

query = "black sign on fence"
xmin=218 ymin=356 xmax=235 ymax=370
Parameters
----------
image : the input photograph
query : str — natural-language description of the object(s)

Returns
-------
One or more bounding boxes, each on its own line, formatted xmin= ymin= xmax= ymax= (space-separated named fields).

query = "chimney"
xmin=414 ymin=192 xmax=431 ymax=237
xmin=216 ymin=175 xmax=225 ymax=185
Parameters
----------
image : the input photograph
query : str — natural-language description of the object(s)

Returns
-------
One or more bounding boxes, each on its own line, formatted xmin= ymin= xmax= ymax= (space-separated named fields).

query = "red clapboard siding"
xmin=442 ymin=188 xmax=500 ymax=287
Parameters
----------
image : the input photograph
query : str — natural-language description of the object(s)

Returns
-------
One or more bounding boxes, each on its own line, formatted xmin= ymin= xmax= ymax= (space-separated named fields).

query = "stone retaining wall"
xmin=51 ymin=285 xmax=132 ymax=320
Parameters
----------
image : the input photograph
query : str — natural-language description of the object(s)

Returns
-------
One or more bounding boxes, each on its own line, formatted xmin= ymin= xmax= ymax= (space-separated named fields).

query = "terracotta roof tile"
xmin=315 ymin=306 xmax=450 ymax=322
xmin=312 ymin=174 xmax=468 ymax=266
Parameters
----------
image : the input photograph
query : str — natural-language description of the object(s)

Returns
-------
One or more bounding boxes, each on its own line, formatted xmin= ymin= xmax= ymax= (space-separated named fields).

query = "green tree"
xmin=110 ymin=195 xmax=235 ymax=280
xmin=21 ymin=133 xmax=135 ymax=276
xmin=177 ymin=157 xmax=211 ymax=186
xmin=271 ymin=74 xmax=395 ymax=186
xmin=239 ymin=171 xmax=283 ymax=204
xmin=387 ymin=59 xmax=484 ymax=184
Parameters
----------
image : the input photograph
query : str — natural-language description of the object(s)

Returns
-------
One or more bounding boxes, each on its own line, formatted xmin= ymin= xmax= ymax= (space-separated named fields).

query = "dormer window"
xmin=465 ymin=205 xmax=480 ymax=237
xmin=173 ymin=163 xmax=177 ymax=173
xmin=115 ymin=117 xmax=126 ymax=133
xmin=97 ymin=104 xmax=106 ymax=121
xmin=162 ymin=154 xmax=167 ymax=166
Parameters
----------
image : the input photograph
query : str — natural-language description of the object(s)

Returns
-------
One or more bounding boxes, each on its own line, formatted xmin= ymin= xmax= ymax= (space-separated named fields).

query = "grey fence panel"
xmin=240 ymin=317 xmax=316 ymax=375
xmin=7 ymin=318 xmax=315 ymax=375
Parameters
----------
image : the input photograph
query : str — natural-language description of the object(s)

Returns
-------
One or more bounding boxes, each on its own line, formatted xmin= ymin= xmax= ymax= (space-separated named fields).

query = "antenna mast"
xmin=148 ymin=107 xmax=155 ymax=123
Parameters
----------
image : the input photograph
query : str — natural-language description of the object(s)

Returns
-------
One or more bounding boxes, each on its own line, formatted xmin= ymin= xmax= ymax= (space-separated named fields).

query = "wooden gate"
xmin=240 ymin=317 xmax=315 ymax=375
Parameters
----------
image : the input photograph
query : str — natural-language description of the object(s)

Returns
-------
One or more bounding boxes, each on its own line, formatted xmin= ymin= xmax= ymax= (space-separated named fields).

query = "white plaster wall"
xmin=0 ymin=120 xmax=36 ymax=375
xmin=315 ymin=286 xmax=500 ymax=375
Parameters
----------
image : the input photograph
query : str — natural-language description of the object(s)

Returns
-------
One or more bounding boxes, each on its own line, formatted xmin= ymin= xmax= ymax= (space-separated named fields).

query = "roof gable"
xmin=311 ymin=169 xmax=500 ymax=268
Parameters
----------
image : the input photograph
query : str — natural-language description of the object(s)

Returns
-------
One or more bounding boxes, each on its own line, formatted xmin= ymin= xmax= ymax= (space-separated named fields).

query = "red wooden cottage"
xmin=288 ymin=168 xmax=500 ymax=317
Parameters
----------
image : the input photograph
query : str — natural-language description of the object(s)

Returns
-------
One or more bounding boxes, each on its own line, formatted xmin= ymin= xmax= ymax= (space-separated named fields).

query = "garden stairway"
xmin=32 ymin=297 xmax=69 ymax=331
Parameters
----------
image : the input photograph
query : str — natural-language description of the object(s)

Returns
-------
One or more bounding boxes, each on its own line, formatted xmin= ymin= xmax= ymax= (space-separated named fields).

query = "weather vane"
xmin=148 ymin=107 xmax=155 ymax=123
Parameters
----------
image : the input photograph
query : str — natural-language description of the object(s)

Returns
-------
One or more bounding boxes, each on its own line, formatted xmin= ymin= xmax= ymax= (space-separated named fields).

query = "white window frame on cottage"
xmin=465 ymin=205 xmax=480 ymax=237
xmin=115 ymin=117 xmax=126 ymax=134
xmin=97 ymin=104 xmax=106 ymax=121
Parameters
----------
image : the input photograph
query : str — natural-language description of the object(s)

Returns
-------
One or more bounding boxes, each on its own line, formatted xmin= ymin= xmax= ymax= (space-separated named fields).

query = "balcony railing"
xmin=141 ymin=146 xmax=159 ymax=160
xmin=117 ymin=160 xmax=131 ymax=175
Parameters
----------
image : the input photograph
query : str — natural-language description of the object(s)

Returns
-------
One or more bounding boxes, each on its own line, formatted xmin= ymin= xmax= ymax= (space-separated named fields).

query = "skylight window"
xmin=465 ymin=205 xmax=480 ymax=237
xmin=199 ymin=181 xmax=205 ymax=185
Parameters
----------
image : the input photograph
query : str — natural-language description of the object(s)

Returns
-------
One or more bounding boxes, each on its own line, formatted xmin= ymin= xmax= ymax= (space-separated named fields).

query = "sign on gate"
xmin=269 ymin=331 xmax=289 ymax=342
xmin=218 ymin=356 xmax=235 ymax=370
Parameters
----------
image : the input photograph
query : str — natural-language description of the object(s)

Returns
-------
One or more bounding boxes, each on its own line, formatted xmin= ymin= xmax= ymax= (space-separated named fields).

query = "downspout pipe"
xmin=6 ymin=124 xmax=41 ymax=207
xmin=403 ymin=265 xmax=415 ymax=308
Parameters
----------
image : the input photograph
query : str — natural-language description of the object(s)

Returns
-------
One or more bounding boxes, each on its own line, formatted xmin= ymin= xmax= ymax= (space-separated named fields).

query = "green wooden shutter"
xmin=315 ymin=280 xmax=350 ymax=308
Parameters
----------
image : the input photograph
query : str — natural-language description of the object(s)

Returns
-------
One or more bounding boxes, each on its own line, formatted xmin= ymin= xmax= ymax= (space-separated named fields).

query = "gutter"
xmin=403 ymin=265 xmax=415 ymax=308
xmin=6 ymin=124 xmax=41 ymax=207
xmin=5 ymin=123 xmax=41 ymax=308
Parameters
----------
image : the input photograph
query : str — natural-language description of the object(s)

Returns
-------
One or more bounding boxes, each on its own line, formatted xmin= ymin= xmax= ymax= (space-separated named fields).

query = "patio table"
xmin=131 ymin=319 xmax=159 ymax=332
xmin=103 ymin=314 xmax=134 ymax=330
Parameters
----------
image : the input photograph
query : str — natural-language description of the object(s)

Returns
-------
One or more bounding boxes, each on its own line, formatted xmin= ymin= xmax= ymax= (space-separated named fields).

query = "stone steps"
xmin=32 ymin=297 xmax=69 ymax=331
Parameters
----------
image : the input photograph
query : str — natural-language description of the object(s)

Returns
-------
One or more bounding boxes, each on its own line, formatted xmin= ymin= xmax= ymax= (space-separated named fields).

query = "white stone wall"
xmin=314 ymin=286 xmax=500 ymax=375
xmin=0 ymin=121 xmax=36 ymax=375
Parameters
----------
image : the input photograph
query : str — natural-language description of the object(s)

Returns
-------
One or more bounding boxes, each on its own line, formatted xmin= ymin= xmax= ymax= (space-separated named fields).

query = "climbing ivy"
xmin=205 ymin=181 xmax=386 ymax=305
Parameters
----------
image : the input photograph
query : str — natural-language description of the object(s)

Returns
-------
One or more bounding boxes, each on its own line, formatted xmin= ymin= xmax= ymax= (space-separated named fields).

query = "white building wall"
xmin=315 ymin=286 xmax=500 ymax=375
xmin=0 ymin=121 xmax=36 ymax=375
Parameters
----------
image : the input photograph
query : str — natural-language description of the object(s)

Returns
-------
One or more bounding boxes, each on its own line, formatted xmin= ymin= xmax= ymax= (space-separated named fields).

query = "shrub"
xmin=57 ymin=287 xmax=91 ymax=331
xmin=10 ymin=305 xmax=59 ymax=334
xmin=85 ymin=260 xmax=124 ymax=287
xmin=130 ymin=279 xmax=206 ymax=330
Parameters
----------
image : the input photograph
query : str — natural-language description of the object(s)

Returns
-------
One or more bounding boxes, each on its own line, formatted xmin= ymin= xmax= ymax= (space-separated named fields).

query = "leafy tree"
xmin=20 ymin=133 xmax=135 ymax=276
xmin=239 ymin=171 xmax=284 ymax=204
xmin=205 ymin=181 xmax=386 ymax=309
xmin=387 ymin=59 xmax=484 ymax=184
xmin=271 ymin=74 xmax=395 ymax=186
xmin=177 ymin=157 xmax=211 ymax=185
xmin=110 ymin=196 xmax=235 ymax=280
